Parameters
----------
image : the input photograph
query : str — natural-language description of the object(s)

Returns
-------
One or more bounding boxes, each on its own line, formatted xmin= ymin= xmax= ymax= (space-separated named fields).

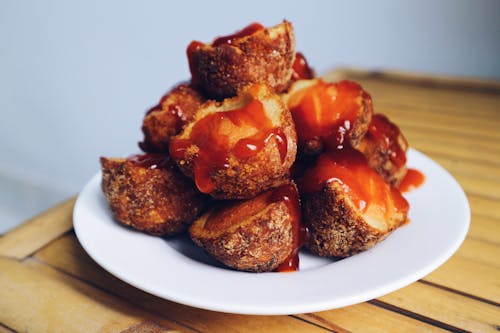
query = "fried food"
xmin=299 ymin=147 xmax=409 ymax=257
xmin=189 ymin=183 xmax=301 ymax=272
xmin=169 ymin=83 xmax=297 ymax=200
xmin=100 ymin=153 xmax=208 ymax=236
xmin=187 ymin=21 xmax=295 ymax=99
xmin=357 ymin=113 xmax=409 ymax=186
xmin=283 ymin=79 xmax=373 ymax=156
xmin=139 ymin=83 xmax=205 ymax=153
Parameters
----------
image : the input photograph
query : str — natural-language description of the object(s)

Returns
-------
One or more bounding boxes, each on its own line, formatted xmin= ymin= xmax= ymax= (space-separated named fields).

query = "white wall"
xmin=1 ymin=0 xmax=499 ymax=198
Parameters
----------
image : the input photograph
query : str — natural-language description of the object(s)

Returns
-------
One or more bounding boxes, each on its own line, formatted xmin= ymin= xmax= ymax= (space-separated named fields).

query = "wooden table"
xmin=1 ymin=70 xmax=499 ymax=333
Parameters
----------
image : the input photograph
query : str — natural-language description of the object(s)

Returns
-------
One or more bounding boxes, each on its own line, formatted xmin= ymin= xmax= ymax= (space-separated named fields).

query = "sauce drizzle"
xmin=399 ymin=168 xmax=425 ymax=192
xmin=299 ymin=147 xmax=409 ymax=217
xmin=212 ymin=22 xmax=264 ymax=47
xmin=271 ymin=184 xmax=308 ymax=272
xmin=288 ymin=80 xmax=373 ymax=150
xmin=127 ymin=153 xmax=171 ymax=170
xmin=169 ymin=98 xmax=287 ymax=194
xmin=366 ymin=114 xmax=408 ymax=168
xmin=291 ymin=52 xmax=315 ymax=80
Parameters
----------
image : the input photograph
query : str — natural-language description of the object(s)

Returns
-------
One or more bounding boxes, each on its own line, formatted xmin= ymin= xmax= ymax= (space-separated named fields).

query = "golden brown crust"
xmin=357 ymin=122 xmax=409 ymax=187
xmin=358 ymin=139 xmax=408 ymax=187
xmin=171 ymin=83 xmax=297 ymax=199
xmin=189 ymin=186 xmax=295 ymax=272
xmin=189 ymin=21 xmax=296 ymax=99
xmin=350 ymin=94 xmax=373 ymax=149
xmin=139 ymin=84 xmax=204 ymax=153
xmin=302 ymin=181 xmax=407 ymax=257
xmin=100 ymin=155 xmax=208 ymax=236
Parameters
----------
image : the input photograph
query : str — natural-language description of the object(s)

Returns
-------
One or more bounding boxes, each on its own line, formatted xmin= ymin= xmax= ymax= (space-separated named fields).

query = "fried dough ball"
xmin=283 ymin=79 xmax=373 ymax=156
xmin=100 ymin=153 xmax=208 ymax=236
xmin=187 ymin=21 xmax=295 ymax=99
xmin=357 ymin=114 xmax=409 ymax=187
xmin=139 ymin=83 xmax=205 ymax=153
xmin=299 ymin=147 xmax=409 ymax=257
xmin=190 ymin=183 xmax=301 ymax=272
xmin=169 ymin=83 xmax=297 ymax=200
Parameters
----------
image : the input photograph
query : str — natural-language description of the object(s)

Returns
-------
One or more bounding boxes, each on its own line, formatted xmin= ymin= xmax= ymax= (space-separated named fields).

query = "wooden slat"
xmin=431 ymin=155 xmax=500 ymax=182
xmin=468 ymin=195 xmax=500 ymax=220
xmin=376 ymin=98 xmax=500 ymax=120
xmin=456 ymin=237 xmax=500 ymax=269
xmin=296 ymin=302 xmax=447 ymax=333
xmin=120 ymin=322 xmax=181 ymax=333
xmin=324 ymin=68 xmax=500 ymax=93
xmin=449 ymin=174 xmax=499 ymax=201
xmin=376 ymin=282 xmax=500 ymax=333
xmin=34 ymin=234 xmax=452 ymax=332
xmin=0 ymin=325 xmax=16 ymax=333
xmin=0 ymin=197 xmax=75 ymax=259
xmin=33 ymin=234 xmax=330 ymax=333
xmin=411 ymin=141 xmax=498 ymax=168
xmin=386 ymin=109 xmax=500 ymax=140
xmin=467 ymin=214 xmax=500 ymax=245
xmin=402 ymin=126 xmax=500 ymax=155
xmin=0 ymin=257 xmax=189 ymax=333
xmin=423 ymin=254 xmax=500 ymax=304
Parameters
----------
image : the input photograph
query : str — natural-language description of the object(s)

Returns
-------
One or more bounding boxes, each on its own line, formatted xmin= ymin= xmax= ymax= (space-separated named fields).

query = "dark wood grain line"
xmin=368 ymin=300 xmax=470 ymax=333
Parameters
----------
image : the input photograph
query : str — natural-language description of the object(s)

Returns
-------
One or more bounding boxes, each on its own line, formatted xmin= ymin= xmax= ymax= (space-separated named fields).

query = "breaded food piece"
xmin=299 ymin=147 xmax=409 ymax=257
xmin=169 ymin=83 xmax=297 ymax=200
xmin=100 ymin=153 xmax=208 ymax=236
xmin=187 ymin=21 xmax=295 ymax=99
xmin=139 ymin=83 xmax=204 ymax=153
xmin=283 ymin=79 xmax=373 ymax=156
xmin=357 ymin=114 xmax=409 ymax=186
xmin=189 ymin=183 xmax=301 ymax=272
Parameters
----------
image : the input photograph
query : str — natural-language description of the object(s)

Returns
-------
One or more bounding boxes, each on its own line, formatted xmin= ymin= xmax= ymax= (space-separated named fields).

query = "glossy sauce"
xmin=169 ymin=98 xmax=287 ymax=194
xmin=399 ymin=168 xmax=425 ymax=192
xmin=212 ymin=22 xmax=264 ymax=46
xmin=291 ymin=52 xmax=315 ymax=80
xmin=288 ymin=80 xmax=373 ymax=150
xmin=127 ymin=153 xmax=171 ymax=170
xmin=366 ymin=114 xmax=408 ymax=168
xmin=270 ymin=184 xmax=308 ymax=272
xmin=146 ymin=100 xmax=189 ymax=133
xmin=299 ymin=147 xmax=409 ymax=217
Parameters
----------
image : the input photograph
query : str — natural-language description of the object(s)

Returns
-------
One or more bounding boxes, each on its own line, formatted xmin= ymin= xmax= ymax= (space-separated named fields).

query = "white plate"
xmin=73 ymin=149 xmax=470 ymax=315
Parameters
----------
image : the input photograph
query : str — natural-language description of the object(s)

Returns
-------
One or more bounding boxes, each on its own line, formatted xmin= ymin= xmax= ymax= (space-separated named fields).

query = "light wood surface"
xmin=1 ymin=69 xmax=499 ymax=332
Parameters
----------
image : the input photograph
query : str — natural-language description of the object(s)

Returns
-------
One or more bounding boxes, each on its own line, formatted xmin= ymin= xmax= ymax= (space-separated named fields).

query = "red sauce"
xmin=212 ymin=22 xmax=264 ymax=47
xmin=127 ymin=153 xmax=171 ymax=170
xmin=288 ymin=80 xmax=373 ymax=150
xmin=291 ymin=52 xmax=315 ymax=80
xmin=146 ymin=99 xmax=189 ymax=134
xmin=233 ymin=128 xmax=287 ymax=161
xmin=367 ymin=114 xmax=408 ymax=168
xmin=169 ymin=96 xmax=287 ymax=194
xmin=299 ymin=147 xmax=409 ymax=217
xmin=399 ymin=168 xmax=425 ymax=192
xmin=270 ymin=184 xmax=309 ymax=272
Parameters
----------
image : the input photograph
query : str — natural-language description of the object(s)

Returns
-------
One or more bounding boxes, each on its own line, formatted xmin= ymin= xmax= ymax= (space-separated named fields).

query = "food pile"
xmin=100 ymin=21 xmax=415 ymax=272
